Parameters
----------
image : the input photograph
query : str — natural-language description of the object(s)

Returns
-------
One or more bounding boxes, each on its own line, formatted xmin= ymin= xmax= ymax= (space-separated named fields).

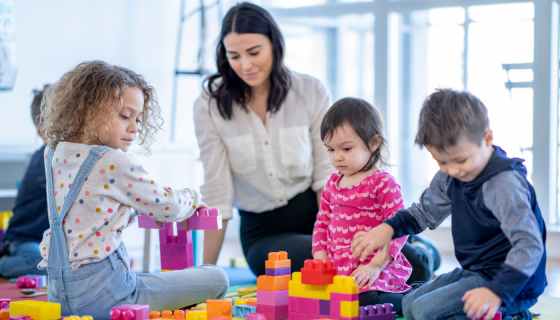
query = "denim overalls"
xmin=43 ymin=144 xmax=228 ymax=319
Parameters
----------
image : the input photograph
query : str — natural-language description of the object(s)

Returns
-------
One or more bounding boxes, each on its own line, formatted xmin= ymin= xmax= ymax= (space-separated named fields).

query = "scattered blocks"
xmin=358 ymin=304 xmax=395 ymax=320
xmin=301 ymin=260 xmax=336 ymax=286
xmin=16 ymin=276 xmax=47 ymax=289
xmin=207 ymin=299 xmax=232 ymax=320
xmin=265 ymin=252 xmax=290 ymax=269
xmin=256 ymin=305 xmax=288 ymax=320
xmin=234 ymin=305 xmax=257 ymax=319
xmin=9 ymin=301 xmax=61 ymax=320
xmin=257 ymin=290 xmax=289 ymax=306
xmin=257 ymin=275 xmax=290 ymax=292
xmin=110 ymin=304 xmax=149 ymax=320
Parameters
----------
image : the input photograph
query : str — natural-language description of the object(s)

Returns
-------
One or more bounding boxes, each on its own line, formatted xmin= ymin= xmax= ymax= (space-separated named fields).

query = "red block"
xmin=301 ymin=259 xmax=337 ymax=286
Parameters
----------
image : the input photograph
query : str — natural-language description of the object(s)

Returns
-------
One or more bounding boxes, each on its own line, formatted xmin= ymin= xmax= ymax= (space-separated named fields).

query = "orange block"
xmin=257 ymin=275 xmax=290 ymax=291
xmin=246 ymin=299 xmax=257 ymax=306
xmin=1 ymin=309 xmax=8 ymax=320
xmin=162 ymin=310 xmax=173 ymax=319
xmin=207 ymin=299 xmax=232 ymax=320
xmin=265 ymin=251 xmax=291 ymax=269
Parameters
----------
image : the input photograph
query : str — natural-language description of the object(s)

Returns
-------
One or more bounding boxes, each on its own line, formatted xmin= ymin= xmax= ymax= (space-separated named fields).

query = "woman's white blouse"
xmin=193 ymin=72 xmax=333 ymax=220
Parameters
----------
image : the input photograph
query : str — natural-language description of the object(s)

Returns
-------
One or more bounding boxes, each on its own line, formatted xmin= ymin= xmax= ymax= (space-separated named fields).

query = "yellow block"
xmin=234 ymin=299 xmax=247 ymax=306
xmin=340 ymin=301 xmax=359 ymax=318
xmin=0 ymin=211 xmax=13 ymax=230
xmin=162 ymin=269 xmax=173 ymax=272
xmin=10 ymin=301 xmax=61 ymax=320
xmin=289 ymin=272 xmax=330 ymax=300
xmin=330 ymin=276 xmax=359 ymax=294
xmin=63 ymin=316 xmax=93 ymax=320
xmin=185 ymin=310 xmax=207 ymax=320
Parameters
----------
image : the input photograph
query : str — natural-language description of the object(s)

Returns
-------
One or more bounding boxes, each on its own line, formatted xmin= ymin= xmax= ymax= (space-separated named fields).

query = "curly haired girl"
xmin=38 ymin=61 xmax=228 ymax=317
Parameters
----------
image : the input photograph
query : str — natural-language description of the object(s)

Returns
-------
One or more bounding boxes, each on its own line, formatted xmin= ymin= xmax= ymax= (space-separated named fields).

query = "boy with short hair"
xmin=352 ymin=89 xmax=546 ymax=320
xmin=0 ymin=86 xmax=50 ymax=277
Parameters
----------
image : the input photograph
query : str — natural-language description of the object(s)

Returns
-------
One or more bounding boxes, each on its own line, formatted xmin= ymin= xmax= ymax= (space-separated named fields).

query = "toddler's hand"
xmin=180 ymin=201 xmax=208 ymax=230
xmin=313 ymin=251 xmax=328 ymax=260
xmin=350 ymin=264 xmax=382 ymax=289
xmin=462 ymin=287 xmax=502 ymax=320
xmin=352 ymin=223 xmax=394 ymax=262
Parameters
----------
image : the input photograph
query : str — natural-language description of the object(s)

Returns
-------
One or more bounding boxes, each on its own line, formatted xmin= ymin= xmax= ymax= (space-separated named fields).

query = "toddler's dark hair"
xmin=321 ymin=97 xmax=389 ymax=172
xmin=31 ymin=85 xmax=49 ymax=128
xmin=415 ymin=88 xmax=489 ymax=151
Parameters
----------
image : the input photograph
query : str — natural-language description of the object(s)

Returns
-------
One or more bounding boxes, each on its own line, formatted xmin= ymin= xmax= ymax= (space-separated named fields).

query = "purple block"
xmin=0 ymin=230 xmax=5 ymax=244
xmin=256 ymin=304 xmax=288 ymax=320
xmin=288 ymin=297 xmax=319 ymax=314
xmin=358 ymin=304 xmax=395 ymax=320
xmin=110 ymin=304 xmax=150 ymax=320
xmin=265 ymin=267 xmax=291 ymax=276
xmin=257 ymin=290 xmax=289 ymax=306
xmin=331 ymin=292 xmax=359 ymax=301
xmin=180 ymin=208 xmax=222 ymax=231
xmin=319 ymin=300 xmax=330 ymax=315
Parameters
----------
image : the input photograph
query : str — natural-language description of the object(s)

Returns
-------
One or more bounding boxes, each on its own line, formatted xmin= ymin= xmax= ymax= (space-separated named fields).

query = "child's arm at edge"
xmin=312 ymin=180 xmax=334 ymax=260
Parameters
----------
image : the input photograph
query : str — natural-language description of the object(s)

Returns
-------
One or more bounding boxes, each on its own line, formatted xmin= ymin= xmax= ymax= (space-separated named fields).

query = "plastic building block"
xmin=330 ymin=276 xmax=359 ymax=294
xmin=247 ymin=299 xmax=257 ymax=306
xmin=0 ymin=230 xmax=5 ymax=246
xmin=288 ymin=297 xmax=319 ymax=314
xmin=301 ymin=260 xmax=336 ymax=286
xmin=61 ymin=316 xmax=93 ymax=320
xmin=110 ymin=304 xmax=150 ymax=320
xmin=472 ymin=311 xmax=501 ymax=320
xmin=245 ymin=314 xmax=266 ymax=320
xmin=234 ymin=305 xmax=256 ymax=319
xmin=185 ymin=310 xmax=207 ymax=320
xmin=16 ymin=276 xmax=47 ymax=289
xmin=265 ymin=268 xmax=291 ymax=276
xmin=182 ymin=208 xmax=222 ymax=231
xmin=257 ymin=290 xmax=289 ymax=306
xmin=9 ymin=316 xmax=31 ymax=320
xmin=256 ymin=305 xmax=288 ymax=320
xmin=330 ymin=293 xmax=359 ymax=301
xmin=149 ymin=312 xmax=160 ymax=319
xmin=207 ymin=299 xmax=232 ymax=320
xmin=2 ymin=309 xmax=9 ymax=320
xmin=9 ymin=301 xmax=61 ymax=320
xmin=173 ymin=310 xmax=185 ymax=320
xmin=0 ymin=211 xmax=13 ymax=230
xmin=265 ymin=252 xmax=290 ymax=269
xmin=0 ymin=299 xmax=10 ymax=310
xmin=319 ymin=300 xmax=330 ymax=315
xmin=340 ymin=301 xmax=359 ymax=318
xmin=358 ymin=304 xmax=395 ymax=320
xmin=288 ymin=273 xmax=330 ymax=300
xmin=257 ymin=275 xmax=290 ymax=291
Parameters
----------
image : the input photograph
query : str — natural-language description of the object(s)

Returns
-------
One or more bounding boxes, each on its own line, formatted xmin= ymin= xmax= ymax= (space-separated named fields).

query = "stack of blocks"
xmin=9 ymin=301 xmax=61 ymax=320
xmin=138 ymin=208 xmax=222 ymax=270
xmin=0 ymin=211 xmax=12 ymax=244
xmin=289 ymin=259 xmax=373 ymax=320
xmin=256 ymin=252 xmax=291 ymax=320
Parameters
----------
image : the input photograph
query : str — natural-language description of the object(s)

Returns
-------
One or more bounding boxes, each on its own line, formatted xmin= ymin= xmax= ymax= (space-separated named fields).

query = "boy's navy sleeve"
xmin=482 ymin=170 xmax=544 ymax=305
xmin=384 ymin=170 xmax=453 ymax=238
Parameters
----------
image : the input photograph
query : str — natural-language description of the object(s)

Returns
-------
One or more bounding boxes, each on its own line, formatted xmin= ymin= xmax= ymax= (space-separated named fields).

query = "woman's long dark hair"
xmin=205 ymin=2 xmax=292 ymax=120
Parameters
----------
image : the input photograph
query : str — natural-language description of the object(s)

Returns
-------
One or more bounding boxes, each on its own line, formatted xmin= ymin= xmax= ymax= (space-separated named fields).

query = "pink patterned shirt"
xmin=312 ymin=170 xmax=411 ymax=293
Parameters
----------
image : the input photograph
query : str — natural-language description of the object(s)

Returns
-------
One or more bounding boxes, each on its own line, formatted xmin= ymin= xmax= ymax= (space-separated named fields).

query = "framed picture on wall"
xmin=0 ymin=0 xmax=16 ymax=91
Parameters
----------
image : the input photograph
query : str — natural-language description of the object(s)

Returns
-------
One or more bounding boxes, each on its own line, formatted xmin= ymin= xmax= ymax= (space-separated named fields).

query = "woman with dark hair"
xmin=194 ymin=2 xmax=439 ymax=279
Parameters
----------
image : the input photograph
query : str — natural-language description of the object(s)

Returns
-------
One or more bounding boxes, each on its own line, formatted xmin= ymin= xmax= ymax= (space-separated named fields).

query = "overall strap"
xmin=46 ymin=144 xmax=113 ymax=271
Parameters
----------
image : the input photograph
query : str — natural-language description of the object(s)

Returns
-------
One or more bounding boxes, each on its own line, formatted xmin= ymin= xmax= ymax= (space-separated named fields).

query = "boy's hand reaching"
xmin=352 ymin=223 xmax=394 ymax=262
xmin=462 ymin=287 xmax=502 ymax=320
xmin=350 ymin=264 xmax=382 ymax=288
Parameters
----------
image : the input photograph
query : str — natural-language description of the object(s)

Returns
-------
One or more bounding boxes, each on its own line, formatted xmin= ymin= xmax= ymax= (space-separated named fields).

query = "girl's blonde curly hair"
xmin=40 ymin=60 xmax=163 ymax=155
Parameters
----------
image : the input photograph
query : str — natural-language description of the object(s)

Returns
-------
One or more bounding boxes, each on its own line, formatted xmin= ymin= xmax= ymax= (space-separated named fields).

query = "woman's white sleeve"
xmin=310 ymin=80 xmax=334 ymax=192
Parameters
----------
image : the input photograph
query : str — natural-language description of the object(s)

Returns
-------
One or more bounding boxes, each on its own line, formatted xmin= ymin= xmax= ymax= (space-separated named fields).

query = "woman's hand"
xmin=351 ymin=223 xmax=394 ymax=262
xmin=350 ymin=264 xmax=382 ymax=288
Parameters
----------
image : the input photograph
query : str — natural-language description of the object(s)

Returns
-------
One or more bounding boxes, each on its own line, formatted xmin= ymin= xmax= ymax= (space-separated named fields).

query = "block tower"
xmin=138 ymin=208 xmax=222 ymax=270
xmin=256 ymin=252 xmax=291 ymax=320
xmin=288 ymin=258 xmax=361 ymax=320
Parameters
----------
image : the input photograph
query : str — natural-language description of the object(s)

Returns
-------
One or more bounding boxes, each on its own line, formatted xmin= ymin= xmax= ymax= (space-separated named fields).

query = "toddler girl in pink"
xmin=312 ymin=97 xmax=411 ymax=312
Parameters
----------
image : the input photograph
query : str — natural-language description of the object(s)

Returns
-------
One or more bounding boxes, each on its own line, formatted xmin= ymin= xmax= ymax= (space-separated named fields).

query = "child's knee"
xmin=202 ymin=265 xmax=229 ymax=298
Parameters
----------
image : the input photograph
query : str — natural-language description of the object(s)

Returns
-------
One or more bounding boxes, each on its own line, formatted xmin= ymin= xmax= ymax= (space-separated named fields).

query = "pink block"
xmin=177 ymin=230 xmax=193 ymax=244
xmin=330 ymin=293 xmax=358 ymax=301
xmin=0 ymin=299 xmax=10 ymax=309
xmin=288 ymin=312 xmax=337 ymax=320
xmin=256 ymin=304 xmax=288 ymax=320
xmin=246 ymin=314 xmax=266 ymax=320
xmin=180 ymin=208 xmax=222 ymax=231
xmin=257 ymin=290 xmax=289 ymax=306
xmin=16 ymin=276 xmax=46 ymax=289
xmin=10 ymin=316 xmax=31 ymax=320
xmin=110 ymin=304 xmax=150 ymax=320
xmin=160 ymin=243 xmax=192 ymax=257
xmin=137 ymin=213 xmax=160 ymax=229
xmin=288 ymin=297 xmax=319 ymax=314
xmin=330 ymin=300 xmax=340 ymax=318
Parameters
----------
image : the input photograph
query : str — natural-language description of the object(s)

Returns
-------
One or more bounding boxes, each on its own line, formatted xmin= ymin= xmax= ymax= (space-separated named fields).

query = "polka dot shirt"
xmin=38 ymin=142 xmax=201 ymax=270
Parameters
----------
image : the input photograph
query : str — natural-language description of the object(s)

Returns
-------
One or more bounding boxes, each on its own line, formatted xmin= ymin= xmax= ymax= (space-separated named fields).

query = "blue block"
xmin=265 ymin=267 xmax=291 ymax=276
xmin=234 ymin=305 xmax=257 ymax=319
